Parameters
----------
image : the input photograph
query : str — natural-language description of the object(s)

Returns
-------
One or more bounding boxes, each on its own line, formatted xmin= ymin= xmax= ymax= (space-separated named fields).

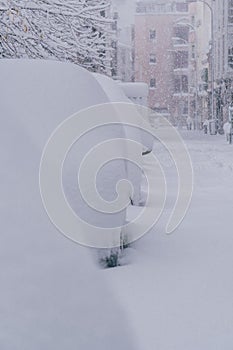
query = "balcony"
xmin=136 ymin=1 xmax=188 ymax=15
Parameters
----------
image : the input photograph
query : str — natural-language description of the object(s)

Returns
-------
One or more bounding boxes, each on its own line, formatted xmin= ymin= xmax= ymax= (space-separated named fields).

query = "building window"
xmin=174 ymin=75 xmax=188 ymax=93
xmin=112 ymin=21 xmax=117 ymax=31
xmin=174 ymin=77 xmax=181 ymax=93
xmin=191 ymin=15 xmax=195 ymax=26
xmin=111 ymin=41 xmax=117 ymax=49
xmin=229 ymin=3 xmax=233 ymax=23
xmin=228 ymin=47 xmax=233 ymax=68
xmin=183 ymin=101 xmax=189 ymax=115
xmin=191 ymin=45 xmax=195 ymax=59
xmin=150 ymin=78 xmax=156 ymax=88
xmin=149 ymin=54 xmax=156 ymax=64
xmin=201 ymin=68 xmax=208 ymax=83
xmin=149 ymin=29 xmax=156 ymax=40
xmin=181 ymin=75 xmax=188 ymax=92
xmin=175 ymin=3 xmax=188 ymax=12
xmin=121 ymin=48 xmax=126 ymax=64
xmin=113 ymin=11 xmax=118 ymax=20
xmin=174 ymin=50 xmax=188 ymax=69
xmin=173 ymin=26 xmax=189 ymax=42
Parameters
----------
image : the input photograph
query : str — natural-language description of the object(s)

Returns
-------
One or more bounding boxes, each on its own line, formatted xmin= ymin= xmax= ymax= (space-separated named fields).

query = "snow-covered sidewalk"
xmin=104 ymin=131 xmax=233 ymax=350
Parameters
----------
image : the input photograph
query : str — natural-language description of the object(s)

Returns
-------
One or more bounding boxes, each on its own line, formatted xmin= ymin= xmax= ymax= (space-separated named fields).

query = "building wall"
xmin=111 ymin=0 xmax=136 ymax=82
xmin=213 ymin=0 xmax=228 ymax=81
xmin=213 ymin=0 xmax=233 ymax=126
xmin=135 ymin=14 xmax=174 ymax=111
xmin=117 ymin=25 xmax=135 ymax=82
xmin=134 ymin=2 xmax=190 ymax=125
xmin=188 ymin=2 xmax=211 ymax=125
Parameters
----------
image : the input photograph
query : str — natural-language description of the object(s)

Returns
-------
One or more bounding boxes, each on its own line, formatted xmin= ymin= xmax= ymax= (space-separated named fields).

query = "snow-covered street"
xmin=1 ymin=60 xmax=233 ymax=349
xmin=1 ymin=0 xmax=233 ymax=348
xmin=104 ymin=131 xmax=233 ymax=350
xmin=1 ymin=97 xmax=233 ymax=349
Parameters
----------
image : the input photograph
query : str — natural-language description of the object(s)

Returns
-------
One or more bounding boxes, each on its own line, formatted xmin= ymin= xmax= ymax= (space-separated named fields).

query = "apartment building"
xmin=111 ymin=0 xmax=136 ymax=81
xmin=213 ymin=0 xmax=233 ymax=126
xmin=188 ymin=1 xmax=211 ymax=126
xmin=134 ymin=1 xmax=212 ymax=127
xmin=134 ymin=1 xmax=191 ymax=125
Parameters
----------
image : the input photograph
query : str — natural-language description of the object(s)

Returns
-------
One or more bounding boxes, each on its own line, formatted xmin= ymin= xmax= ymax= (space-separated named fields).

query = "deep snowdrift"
xmin=105 ymin=132 xmax=233 ymax=350
xmin=0 ymin=60 xmax=138 ymax=349
xmin=2 ymin=59 xmax=232 ymax=350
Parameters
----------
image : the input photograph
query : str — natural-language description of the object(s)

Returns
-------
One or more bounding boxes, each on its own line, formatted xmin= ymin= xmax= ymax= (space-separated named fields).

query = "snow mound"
xmin=0 ymin=59 xmax=137 ymax=349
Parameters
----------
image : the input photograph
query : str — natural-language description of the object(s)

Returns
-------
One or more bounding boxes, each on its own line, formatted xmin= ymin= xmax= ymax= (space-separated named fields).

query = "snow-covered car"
xmin=1 ymin=59 xmax=143 ymax=350
xmin=1 ymin=59 xmax=145 ymax=247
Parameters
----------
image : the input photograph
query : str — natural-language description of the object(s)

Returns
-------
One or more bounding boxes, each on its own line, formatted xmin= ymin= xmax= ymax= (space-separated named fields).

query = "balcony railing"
xmin=136 ymin=2 xmax=188 ymax=15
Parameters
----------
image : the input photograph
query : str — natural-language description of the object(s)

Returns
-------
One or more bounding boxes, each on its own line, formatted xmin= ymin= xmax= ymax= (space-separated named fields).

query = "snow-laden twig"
xmin=0 ymin=0 xmax=114 ymax=72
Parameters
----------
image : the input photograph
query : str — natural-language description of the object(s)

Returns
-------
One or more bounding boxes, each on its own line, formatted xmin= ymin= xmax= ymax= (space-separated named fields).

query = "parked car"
xmin=1 ymin=59 xmax=145 ymax=248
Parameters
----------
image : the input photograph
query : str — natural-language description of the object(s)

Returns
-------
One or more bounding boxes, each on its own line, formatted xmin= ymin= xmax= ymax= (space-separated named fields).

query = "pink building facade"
xmin=135 ymin=1 xmax=191 ymax=126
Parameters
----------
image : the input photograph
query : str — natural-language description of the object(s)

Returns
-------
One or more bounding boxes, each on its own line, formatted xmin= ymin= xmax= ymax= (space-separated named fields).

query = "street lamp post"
xmin=186 ymin=0 xmax=215 ymax=125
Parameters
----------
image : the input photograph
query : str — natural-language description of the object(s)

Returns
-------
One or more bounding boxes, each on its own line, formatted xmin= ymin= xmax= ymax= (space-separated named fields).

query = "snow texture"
xmin=0 ymin=59 xmax=138 ymax=349
xmin=105 ymin=131 xmax=233 ymax=350
xmin=1 ymin=58 xmax=233 ymax=349
xmin=0 ymin=0 xmax=112 ymax=72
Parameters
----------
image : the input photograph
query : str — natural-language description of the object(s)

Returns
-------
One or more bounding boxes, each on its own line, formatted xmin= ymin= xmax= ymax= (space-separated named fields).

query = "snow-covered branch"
xmin=0 ymin=0 xmax=114 ymax=72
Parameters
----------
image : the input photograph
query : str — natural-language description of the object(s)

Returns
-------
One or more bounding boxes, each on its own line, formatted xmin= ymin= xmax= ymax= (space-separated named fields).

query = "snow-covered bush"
xmin=0 ymin=0 xmax=113 ymax=72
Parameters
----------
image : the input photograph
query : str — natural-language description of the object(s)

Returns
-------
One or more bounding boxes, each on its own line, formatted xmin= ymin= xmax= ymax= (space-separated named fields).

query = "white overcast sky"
xmin=112 ymin=0 xmax=136 ymax=26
